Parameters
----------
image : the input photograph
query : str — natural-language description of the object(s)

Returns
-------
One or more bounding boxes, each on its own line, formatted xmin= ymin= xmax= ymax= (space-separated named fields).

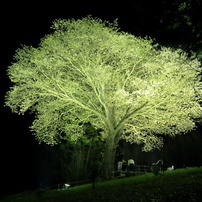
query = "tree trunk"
xmin=100 ymin=134 xmax=120 ymax=179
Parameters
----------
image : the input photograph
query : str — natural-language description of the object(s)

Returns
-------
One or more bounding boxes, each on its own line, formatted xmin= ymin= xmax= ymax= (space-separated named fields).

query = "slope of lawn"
xmin=1 ymin=167 xmax=202 ymax=202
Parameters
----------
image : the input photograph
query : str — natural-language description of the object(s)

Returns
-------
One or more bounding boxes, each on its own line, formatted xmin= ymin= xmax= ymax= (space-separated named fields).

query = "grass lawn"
xmin=1 ymin=167 xmax=202 ymax=202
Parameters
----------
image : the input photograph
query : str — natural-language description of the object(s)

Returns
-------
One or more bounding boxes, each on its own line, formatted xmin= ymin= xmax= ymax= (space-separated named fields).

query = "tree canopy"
xmin=5 ymin=16 xmax=202 ymax=152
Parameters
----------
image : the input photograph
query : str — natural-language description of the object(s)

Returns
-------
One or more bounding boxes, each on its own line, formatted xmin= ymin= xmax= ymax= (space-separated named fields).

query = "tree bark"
xmin=100 ymin=134 xmax=120 ymax=179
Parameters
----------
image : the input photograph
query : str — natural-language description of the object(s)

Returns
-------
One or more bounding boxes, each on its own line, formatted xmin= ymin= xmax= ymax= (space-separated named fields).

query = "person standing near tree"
xmin=128 ymin=159 xmax=135 ymax=171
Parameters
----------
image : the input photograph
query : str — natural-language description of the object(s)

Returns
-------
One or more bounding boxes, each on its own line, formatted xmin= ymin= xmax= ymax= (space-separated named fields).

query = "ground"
xmin=1 ymin=167 xmax=202 ymax=202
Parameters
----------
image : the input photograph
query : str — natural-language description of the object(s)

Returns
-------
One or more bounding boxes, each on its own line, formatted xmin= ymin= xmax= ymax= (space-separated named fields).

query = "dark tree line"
xmin=122 ymin=0 xmax=202 ymax=59
xmin=33 ymin=124 xmax=202 ymax=189
xmin=33 ymin=124 xmax=104 ymax=188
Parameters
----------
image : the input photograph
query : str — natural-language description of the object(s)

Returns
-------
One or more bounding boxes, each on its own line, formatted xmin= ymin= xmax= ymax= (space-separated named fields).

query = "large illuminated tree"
xmin=5 ymin=17 xmax=202 ymax=179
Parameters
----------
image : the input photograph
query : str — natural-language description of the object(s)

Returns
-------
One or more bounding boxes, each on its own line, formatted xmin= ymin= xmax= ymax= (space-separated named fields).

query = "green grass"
xmin=1 ymin=167 xmax=202 ymax=202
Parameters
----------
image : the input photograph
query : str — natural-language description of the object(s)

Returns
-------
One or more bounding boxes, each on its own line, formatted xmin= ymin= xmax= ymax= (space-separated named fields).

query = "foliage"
xmin=128 ymin=0 xmax=202 ymax=59
xmin=33 ymin=124 xmax=104 ymax=185
xmin=66 ymin=125 xmax=104 ymax=181
xmin=158 ymin=0 xmax=202 ymax=59
xmin=5 ymin=16 xmax=202 ymax=151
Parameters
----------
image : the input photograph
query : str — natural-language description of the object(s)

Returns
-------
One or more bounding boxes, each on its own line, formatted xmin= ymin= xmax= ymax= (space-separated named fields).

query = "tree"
xmin=157 ymin=0 xmax=202 ymax=59
xmin=5 ymin=16 xmax=202 ymax=179
xmin=125 ymin=0 xmax=202 ymax=59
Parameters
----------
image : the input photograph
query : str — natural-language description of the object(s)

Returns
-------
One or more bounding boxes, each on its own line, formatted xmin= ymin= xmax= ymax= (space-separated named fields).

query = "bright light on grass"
xmin=64 ymin=184 xmax=70 ymax=188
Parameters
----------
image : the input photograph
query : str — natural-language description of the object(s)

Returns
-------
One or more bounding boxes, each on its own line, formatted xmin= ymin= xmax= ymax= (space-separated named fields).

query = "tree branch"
xmin=40 ymin=85 xmax=108 ymax=126
xmin=115 ymin=101 xmax=148 ymax=133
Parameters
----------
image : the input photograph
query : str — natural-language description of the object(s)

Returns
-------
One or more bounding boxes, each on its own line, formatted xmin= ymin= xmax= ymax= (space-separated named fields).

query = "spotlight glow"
xmin=64 ymin=183 xmax=70 ymax=188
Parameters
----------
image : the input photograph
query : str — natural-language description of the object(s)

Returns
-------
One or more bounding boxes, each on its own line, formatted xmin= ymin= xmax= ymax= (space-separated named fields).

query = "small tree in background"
xmin=66 ymin=124 xmax=103 ymax=181
xmin=5 ymin=16 xmax=202 ymax=179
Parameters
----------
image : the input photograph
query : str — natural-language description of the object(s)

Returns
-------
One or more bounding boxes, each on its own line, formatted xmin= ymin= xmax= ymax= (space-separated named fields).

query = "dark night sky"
xmin=0 ymin=1 xmax=201 ymax=195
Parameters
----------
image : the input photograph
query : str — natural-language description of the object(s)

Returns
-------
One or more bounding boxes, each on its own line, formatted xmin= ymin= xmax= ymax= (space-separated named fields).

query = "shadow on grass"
xmin=1 ymin=167 xmax=202 ymax=202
